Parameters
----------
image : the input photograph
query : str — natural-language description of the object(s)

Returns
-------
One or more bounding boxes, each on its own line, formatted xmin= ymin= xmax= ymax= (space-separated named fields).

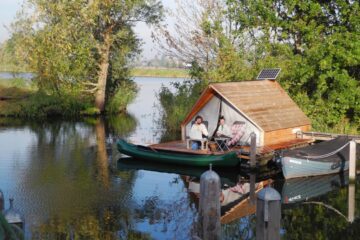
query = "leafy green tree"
xmin=11 ymin=0 xmax=163 ymax=113
xmin=225 ymin=0 xmax=360 ymax=130
xmin=0 ymin=39 xmax=29 ymax=72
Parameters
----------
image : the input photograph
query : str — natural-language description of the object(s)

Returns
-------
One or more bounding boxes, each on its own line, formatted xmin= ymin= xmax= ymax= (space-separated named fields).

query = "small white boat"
xmin=281 ymin=137 xmax=353 ymax=179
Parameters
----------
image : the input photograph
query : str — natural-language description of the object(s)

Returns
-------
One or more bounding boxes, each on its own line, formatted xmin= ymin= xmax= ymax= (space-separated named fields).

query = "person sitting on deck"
xmin=227 ymin=121 xmax=245 ymax=147
xmin=189 ymin=115 xmax=209 ymax=150
xmin=216 ymin=116 xmax=231 ymax=138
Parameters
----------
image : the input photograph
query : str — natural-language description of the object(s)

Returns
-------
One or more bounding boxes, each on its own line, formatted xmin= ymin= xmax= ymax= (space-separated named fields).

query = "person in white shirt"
xmin=216 ymin=116 xmax=231 ymax=137
xmin=189 ymin=115 xmax=208 ymax=150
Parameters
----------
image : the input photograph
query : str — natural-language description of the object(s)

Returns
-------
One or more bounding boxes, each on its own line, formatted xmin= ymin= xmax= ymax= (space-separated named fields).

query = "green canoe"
xmin=116 ymin=139 xmax=239 ymax=167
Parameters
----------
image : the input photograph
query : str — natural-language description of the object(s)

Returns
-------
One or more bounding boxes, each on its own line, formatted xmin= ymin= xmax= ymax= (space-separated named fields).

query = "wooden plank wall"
xmin=264 ymin=125 xmax=311 ymax=145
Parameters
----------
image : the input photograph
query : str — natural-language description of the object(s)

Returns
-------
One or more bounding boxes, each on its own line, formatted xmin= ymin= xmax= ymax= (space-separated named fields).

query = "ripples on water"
xmin=0 ymin=76 xmax=359 ymax=239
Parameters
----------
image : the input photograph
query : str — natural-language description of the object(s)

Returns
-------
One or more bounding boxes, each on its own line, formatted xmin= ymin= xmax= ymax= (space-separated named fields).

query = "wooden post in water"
xmin=256 ymin=187 xmax=281 ymax=240
xmin=198 ymin=164 xmax=221 ymax=240
xmin=349 ymin=140 xmax=356 ymax=182
xmin=4 ymin=198 xmax=24 ymax=231
xmin=0 ymin=189 xmax=3 ymax=211
xmin=249 ymin=173 xmax=256 ymax=204
xmin=348 ymin=183 xmax=355 ymax=223
xmin=250 ymin=132 xmax=257 ymax=168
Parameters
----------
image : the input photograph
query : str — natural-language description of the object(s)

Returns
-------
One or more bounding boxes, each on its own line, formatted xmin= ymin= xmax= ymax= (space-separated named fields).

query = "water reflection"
xmin=0 ymin=117 xmax=137 ymax=238
xmin=116 ymin=158 xmax=271 ymax=239
xmin=117 ymin=151 xmax=358 ymax=238
xmin=278 ymin=173 xmax=348 ymax=204
xmin=279 ymin=174 xmax=359 ymax=240
xmin=0 ymin=76 xmax=199 ymax=239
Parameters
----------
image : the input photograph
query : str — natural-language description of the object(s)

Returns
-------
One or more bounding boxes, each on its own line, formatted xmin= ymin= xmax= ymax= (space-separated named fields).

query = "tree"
xmin=11 ymin=0 xmax=163 ymax=113
xmin=227 ymin=0 xmax=360 ymax=129
xmin=154 ymin=1 xmax=225 ymax=72
xmin=154 ymin=0 xmax=257 ymax=82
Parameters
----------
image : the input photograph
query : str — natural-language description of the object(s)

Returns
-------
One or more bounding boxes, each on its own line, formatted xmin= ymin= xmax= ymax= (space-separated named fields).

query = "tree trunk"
xmin=95 ymin=33 xmax=111 ymax=113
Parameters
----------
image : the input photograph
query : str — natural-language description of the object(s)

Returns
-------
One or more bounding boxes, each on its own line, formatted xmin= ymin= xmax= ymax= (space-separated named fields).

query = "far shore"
xmin=131 ymin=67 xmax=190 ymax=78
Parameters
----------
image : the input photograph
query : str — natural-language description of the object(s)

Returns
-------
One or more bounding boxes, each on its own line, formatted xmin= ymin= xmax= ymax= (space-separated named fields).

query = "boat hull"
xmin=281 ymin=156 xmax=348 ymax=179
xmin=117 ymin=139 xmax=239 ymax=167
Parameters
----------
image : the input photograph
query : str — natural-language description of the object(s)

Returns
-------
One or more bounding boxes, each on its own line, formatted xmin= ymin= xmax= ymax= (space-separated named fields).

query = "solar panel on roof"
xmin=256 ymin=68 xmax=281 ymax=80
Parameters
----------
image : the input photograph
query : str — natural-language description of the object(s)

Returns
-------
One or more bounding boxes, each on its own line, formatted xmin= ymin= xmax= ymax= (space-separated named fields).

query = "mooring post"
xmin=348 ymin=183 xmax=355 ymax=223
xmin=256 ymin=187 xmax=281 ymax=240
xmin=198 ymin=164 xmax=221 ymax=240
xmin=4 ymin=198 xmax=25 ymax=231
xmin=349 ymin=140 xmax=357 ymax=182
xmin=249 ymin=173 xmax=256 ymax=204
xmin=0 ymin=189 xmax=4 ymax=211
xmin=250 ymin=132 xmax=257 ymax=168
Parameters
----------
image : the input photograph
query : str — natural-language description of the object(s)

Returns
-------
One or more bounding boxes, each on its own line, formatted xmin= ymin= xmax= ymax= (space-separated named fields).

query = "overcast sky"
xmin=0 ymin=0 xmax=176 ymax=60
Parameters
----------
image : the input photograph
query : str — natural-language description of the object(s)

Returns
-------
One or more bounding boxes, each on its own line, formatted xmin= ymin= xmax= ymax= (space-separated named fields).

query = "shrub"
xmin=19 ymin=91 xmax=93 ymax=119
xmin=106 ymin=80 xmax=138 ymax=114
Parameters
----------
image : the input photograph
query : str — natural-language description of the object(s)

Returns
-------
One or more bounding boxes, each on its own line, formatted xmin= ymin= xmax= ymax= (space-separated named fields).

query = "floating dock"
xmin=149 ymin=137 xmax=314 ymax=166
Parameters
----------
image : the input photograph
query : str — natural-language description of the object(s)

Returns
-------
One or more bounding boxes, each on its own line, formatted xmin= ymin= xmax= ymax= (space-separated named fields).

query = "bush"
xmin=18 ymin=91 xmax=93 ymax=119
xmin=158 ymin=79 xmax=205 ymax=141
xmin=106 ymin=80 xmax=138 ymax=114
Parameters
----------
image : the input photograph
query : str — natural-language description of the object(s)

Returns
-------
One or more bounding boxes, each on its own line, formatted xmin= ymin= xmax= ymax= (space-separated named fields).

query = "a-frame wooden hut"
xmin=181 ymin=80 xmax=311 ymax=147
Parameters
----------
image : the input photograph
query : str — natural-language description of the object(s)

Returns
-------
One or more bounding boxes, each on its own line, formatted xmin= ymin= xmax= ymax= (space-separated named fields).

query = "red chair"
xmin=227 ymin=121 xmax=245 ymax=147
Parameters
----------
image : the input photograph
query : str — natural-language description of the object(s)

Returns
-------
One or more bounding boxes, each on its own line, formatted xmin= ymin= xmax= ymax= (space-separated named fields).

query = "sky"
xmin=0 ymin=0 xmax=176 ymax=60
xmin=0 ymin=0 xmax=23 ymax=42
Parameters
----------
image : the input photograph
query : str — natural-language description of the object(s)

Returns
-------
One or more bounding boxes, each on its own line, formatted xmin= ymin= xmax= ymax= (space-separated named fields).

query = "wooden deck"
xmin=150 ymin=138 xmax=314 ymax=162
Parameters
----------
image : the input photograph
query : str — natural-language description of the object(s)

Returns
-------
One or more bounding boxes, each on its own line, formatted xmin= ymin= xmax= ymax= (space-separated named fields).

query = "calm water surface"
xmin=0 ymin=72 xmax=33 ymax=79
xmin=0 ymin=76 xmax=360 ymax=239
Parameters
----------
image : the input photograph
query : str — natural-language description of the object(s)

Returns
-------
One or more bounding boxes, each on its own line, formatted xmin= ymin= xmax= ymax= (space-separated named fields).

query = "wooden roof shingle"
xmin=210 ymin=81 xmax=311 ymax=132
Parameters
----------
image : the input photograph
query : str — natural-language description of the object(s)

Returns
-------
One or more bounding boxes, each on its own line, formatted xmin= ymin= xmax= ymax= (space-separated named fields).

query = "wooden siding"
xmin=211 ymin=81 xmax=311 ymax=132
xmin=264 ymin=125 xmax=311 ymax=146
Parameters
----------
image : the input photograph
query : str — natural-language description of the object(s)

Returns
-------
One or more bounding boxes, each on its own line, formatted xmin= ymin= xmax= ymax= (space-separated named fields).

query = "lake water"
xmin=0 ymin=75 xmax=359 ymax=239
xmin=0 ymin=72 xmax=33 ymax=79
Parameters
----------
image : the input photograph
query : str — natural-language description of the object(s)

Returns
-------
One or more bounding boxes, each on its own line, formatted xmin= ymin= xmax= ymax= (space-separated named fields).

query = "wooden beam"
xmin=349 ymin=141 xmax=357 ymax=182
xmin=301 ymin=131 xmax=360 ymax=143
xmin=181 ymin=87 xmax=215 ymax=126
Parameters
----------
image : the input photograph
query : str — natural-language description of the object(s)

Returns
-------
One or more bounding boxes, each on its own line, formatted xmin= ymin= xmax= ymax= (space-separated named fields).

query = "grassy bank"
xmin=131 ymin=67 xmax=189 ymax=78
xmin=0 ymin=78 xmax=98 ymax=118
xmin=0 ymin=78 xmax=33 ymax=117
xmin=0 ymin=77 xmax=138 ymax=119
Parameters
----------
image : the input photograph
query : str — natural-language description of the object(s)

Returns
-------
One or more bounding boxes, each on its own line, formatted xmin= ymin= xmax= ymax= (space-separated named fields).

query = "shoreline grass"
xmin=0 ymin=78 xmax=95 ymax=118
